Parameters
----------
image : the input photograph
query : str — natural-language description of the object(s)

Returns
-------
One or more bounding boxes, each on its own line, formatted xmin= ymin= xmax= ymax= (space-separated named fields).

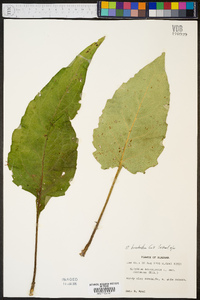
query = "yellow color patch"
xmin=171 ymin=2 xmax=179 ymax=9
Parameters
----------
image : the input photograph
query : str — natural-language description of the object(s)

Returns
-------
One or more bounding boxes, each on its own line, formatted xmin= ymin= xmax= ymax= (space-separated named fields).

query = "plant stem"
xmin=80 ymin=164 xmax=122 ymax=257
xmin=29 ymin=137 xmax=46 ymax=295
xmin=29 ymin=204 xmax=40 ymax=296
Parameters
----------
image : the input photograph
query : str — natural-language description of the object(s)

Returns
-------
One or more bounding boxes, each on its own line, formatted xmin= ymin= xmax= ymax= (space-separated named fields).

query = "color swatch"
xmin=149 ymin=2 xmax=196 ymax=17
xmin=99 ymin=2 xmax=147 ymax=17
xmin=98 ymin=1 xmax=197 ymax=18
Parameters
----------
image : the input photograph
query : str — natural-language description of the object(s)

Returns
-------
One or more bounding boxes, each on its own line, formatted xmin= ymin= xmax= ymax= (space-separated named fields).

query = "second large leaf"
xmin=93 ymin=52 xmax=170 ymax=173
xmin=80 ymin=53 xmax=170 ymax=256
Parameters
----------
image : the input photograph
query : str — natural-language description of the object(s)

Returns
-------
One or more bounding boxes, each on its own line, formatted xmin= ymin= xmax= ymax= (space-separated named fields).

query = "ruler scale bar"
xmin=2 ymin=3 xmax=97 ymax=18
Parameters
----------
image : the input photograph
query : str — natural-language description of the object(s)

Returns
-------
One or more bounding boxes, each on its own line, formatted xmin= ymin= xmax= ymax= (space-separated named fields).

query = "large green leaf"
xmin=80 ymin=53 xmax=170 ymax=257
xmin=8 ymin=36 xmax=105 ymax=213
xmin=93 ymin=53 xmax=170 ymax=174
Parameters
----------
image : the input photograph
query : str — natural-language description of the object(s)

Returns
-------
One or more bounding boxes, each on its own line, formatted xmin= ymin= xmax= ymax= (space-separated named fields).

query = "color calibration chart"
xmin=98 ymin=2 xmax=197 ymax=18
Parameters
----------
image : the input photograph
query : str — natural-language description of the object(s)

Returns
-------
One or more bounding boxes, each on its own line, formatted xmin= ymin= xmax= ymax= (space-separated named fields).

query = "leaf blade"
xmin=8 ymin=37 xmax=105 ymax=212
xmin=93 ymin=53 xmax=170 ymax=174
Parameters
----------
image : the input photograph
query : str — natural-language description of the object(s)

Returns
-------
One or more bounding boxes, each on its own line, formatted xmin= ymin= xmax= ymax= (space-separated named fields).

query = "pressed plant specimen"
xmin=80 ymin=53 xmax=170 ymax=257
xmin=7 ymin=37 xmax=105 ymax=295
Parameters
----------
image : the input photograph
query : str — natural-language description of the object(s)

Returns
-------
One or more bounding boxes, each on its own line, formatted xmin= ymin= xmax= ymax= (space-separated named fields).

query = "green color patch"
xmin=116 ymin=9 xmax=124 ymax=16
xmin=157 ymin=2 xmax=164 ymax=9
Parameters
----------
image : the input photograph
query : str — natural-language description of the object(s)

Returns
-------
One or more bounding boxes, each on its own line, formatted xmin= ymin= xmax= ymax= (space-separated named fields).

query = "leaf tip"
xmin=95 ymin=36 xmax=106 ymax=48
xmin=98 ymin=36 xmax=106 ymax=44
xmin=160 ymin=52 xmax=166 ymax=62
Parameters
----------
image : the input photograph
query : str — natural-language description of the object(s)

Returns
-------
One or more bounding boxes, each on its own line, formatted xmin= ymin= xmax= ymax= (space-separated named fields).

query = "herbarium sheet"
xmin=4 ymin=19 xmax=197 ymax=298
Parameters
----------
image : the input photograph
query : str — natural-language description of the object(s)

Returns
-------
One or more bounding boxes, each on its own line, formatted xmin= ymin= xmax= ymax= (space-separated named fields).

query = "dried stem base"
xmin=29 ymin=205 xmax=40 ymax=296
xmin=80 ymin=164 xmax=122 ymax=257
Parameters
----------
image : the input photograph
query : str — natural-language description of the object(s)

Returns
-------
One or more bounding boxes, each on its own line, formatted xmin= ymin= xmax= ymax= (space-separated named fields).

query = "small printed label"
xmin=62 ymin=277 xmax=78 ymax=286
xmin=172 ymin=25 xmax=187 ymax=36
xmin=89 ymin=282 xmax=120 ymax=295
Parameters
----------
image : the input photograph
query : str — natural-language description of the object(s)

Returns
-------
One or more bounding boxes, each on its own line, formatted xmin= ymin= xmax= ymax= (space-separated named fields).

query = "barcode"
xmin=94 ymin=287 xmax=116 ymax=294
xmin=89 ymin=282 xmax=120 ymax=295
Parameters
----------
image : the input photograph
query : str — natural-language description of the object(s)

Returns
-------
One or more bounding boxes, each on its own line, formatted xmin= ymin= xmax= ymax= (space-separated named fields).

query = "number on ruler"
xmin=4 ymin=5 xmax=15 ymax=16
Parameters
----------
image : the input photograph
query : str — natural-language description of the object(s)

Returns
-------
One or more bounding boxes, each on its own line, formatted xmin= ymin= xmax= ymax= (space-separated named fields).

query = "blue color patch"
xmin=131 ymin=2 xmax=138 ymax=9
xmin=149 ymin=2 xmax=157 ymax=9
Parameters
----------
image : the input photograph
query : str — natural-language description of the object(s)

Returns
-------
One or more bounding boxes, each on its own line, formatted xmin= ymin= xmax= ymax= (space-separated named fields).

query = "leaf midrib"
xmin=36 ymin=57 xmax=89 ymax=206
